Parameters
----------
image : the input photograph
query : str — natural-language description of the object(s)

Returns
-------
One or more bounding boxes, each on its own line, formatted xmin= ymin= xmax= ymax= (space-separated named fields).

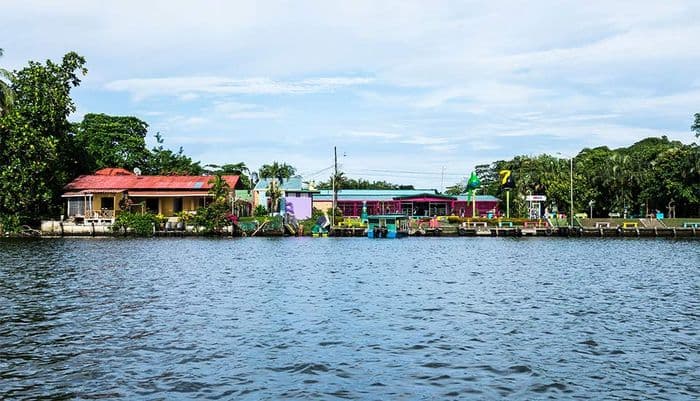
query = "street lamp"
xmin=557 ymin=153 xmax=574 ymax=227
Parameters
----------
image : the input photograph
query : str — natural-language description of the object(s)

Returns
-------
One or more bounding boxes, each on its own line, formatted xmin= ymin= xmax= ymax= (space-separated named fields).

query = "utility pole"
xmin=569 ymin=156 xmax=574 ymax=227
xmin=440 ymin=166 xmax=445 ymax=193
xmin=332 ymin=146 xmax=337 ymax=227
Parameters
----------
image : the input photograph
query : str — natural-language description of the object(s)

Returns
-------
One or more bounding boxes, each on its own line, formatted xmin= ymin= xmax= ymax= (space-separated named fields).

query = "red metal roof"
xmin=127 ymin=191 xmax=211 ymax=197
xmin=94 ymin=168 xmax=135 ymax=176
xmin=64 ymin=174 xmax=240 ymax=191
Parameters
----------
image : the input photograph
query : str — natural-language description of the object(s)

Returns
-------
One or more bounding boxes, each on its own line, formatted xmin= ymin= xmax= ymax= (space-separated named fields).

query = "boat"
xmin=367 ymin=214 xmax=409 ymax=238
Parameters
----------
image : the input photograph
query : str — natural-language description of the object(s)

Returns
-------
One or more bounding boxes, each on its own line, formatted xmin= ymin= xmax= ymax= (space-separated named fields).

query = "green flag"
xmin=466 ymin=171 xmax=481 ymax=190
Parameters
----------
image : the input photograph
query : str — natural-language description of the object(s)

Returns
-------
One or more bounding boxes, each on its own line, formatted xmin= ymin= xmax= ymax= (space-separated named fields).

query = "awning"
xmin=127 ymin=191 xmax=212 ymax=197
xmin=61 ymin=190 xmax=125 ymax=197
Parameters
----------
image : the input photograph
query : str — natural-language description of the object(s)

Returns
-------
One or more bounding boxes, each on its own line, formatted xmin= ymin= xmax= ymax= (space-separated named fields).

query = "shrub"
xmin=254 ymin=205 xmax=268 ymax=217
xmin=193 ymin=201 xmax=230 ymax=233
xmin=0 ymin=214 xmax=21 ymax=233
xmin=112 ymin=211 xmax=156 ymax=236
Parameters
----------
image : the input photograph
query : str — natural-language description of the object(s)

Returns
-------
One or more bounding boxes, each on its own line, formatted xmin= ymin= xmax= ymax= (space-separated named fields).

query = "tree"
xmin=693 ymin=113 xmax=700 ymax=138
xmin=258 ymin=162 xmax=296 ymax=183
xmin=0 ymin=52 xmax=87 ymax=224
xmin=145 ymin=132 xmax=203 ymax=175
xmin=258 ymin=162 xmax=295 ymax=214
xmin=208 ymin=173 xmax=231 ymax=201
xmin=207 ymin=162 xmax=251 ymax=188
xmin=72 ymin=113 xmax=151 ymax=173
xmin=0 ymin=48 xmax=14 ymax=117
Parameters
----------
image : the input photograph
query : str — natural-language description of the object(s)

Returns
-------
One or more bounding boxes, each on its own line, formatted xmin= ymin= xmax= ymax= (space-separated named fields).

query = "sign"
xmin=499 ymin=169 xmax=515 ymax=189
xmin=525 ymin=195 xmax=547 ymax=202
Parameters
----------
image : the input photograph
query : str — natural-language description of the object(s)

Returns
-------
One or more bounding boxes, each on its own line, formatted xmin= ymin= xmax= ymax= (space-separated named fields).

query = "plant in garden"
xmin=111 ymin=211 xmax=156 ymax=236
xmin=254 ymin=205 xmax=268 ymax=217
xmin=193 ymin=201 xmax=230 ymax=233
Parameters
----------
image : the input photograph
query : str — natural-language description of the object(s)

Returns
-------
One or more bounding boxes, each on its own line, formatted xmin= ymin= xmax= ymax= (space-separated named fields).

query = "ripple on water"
xmin=0 ymin=237 xmax=698 ymax=400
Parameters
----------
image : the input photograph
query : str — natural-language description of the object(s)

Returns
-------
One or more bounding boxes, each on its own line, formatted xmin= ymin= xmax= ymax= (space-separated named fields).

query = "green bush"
xmin=254 ymin=205 xmax=268 ymax=217
xmin=447 ymin=216 xmax=461 ymax=224
xmin=112 ymin=211 xmax=157 ymax=236
xmin=193 ymin=201 xmax=230 ymax=233
xmin=0 ymin=214 xmax=21 ymax=233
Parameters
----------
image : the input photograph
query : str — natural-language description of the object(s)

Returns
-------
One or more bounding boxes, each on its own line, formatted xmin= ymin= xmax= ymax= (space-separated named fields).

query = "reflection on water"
xmin=0 ymin=237 xmax=698 ymax=400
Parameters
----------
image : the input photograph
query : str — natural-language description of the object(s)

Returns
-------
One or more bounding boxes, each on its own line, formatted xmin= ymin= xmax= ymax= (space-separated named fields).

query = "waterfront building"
xmin=313 ymin=189 xmax=500 ymax=217
xmin=252 ymin=176 xmax=319 ymax=219
xmin=62 ymin=168 xmax=248 ymax=222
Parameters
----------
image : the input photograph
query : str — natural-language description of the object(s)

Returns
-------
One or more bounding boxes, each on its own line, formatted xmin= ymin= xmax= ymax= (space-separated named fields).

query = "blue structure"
xmin=367 ymin=214 xmax=409 ymax=238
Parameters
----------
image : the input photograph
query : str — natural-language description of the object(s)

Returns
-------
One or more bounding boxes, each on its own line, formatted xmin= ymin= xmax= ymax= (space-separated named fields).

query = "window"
xmin=173 ymin=198 xmax=183 ymax=213
xmin=67 ymin=198 xmax=85 ymax=216
xmin=146 ymin=198 xmax=159 ymax=213
xmin=101 ymin=197 xmax=115 ymax=210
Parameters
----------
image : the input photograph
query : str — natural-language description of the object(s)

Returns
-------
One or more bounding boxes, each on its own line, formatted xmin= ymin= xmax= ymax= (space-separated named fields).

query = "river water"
xmin=0 ymin=237 xmax=698 ymax=400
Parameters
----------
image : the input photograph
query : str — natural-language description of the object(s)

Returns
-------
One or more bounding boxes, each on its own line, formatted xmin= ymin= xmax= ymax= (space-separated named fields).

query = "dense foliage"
xmin=112 ymin=211 xmax=157 ymax=236
xmin=72 ymin=113 xmax=151 ymax=172
xmin=193 ymin=200 xmax=230 ymax=233
xmin=458 ymin=136 xmax=700 ymax=218
xmin=145 ymin=132 xmax=203 ymax=175
xmin=0 ymin=52 xmax=87 ymax=226
xmin=0 ymin=48 xmax=13 ymax=117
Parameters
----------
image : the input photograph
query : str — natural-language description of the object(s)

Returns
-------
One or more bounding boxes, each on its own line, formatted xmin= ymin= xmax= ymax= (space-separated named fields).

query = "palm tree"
xmin=258 ymin=162 xmax=296 ymax=183
xmin=0 ymin=48 xmax=14 ymax=117
xmin=208 ymin=173 xmax=231 ymax=202
xmin=259 ymin=162 xmax=296 ymax=214
xmin=220 ymin=162 xmax=251 ymax=188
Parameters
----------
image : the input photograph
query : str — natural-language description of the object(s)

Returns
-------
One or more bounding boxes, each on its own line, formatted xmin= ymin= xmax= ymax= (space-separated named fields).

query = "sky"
xmin=2 ymin=0 xmax=700 ymax=188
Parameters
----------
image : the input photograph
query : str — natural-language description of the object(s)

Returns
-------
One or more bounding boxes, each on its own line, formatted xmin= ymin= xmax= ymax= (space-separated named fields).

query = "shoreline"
xmin=29 ymin=224 xmax=700 ymax=239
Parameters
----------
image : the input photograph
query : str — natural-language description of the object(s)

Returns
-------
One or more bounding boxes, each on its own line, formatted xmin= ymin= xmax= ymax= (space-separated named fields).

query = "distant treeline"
xmin=447 ymin=135 xmax=700 ymax=218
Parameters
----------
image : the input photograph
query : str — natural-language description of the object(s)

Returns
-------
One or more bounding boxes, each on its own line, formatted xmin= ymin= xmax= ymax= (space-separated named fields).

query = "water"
xmin=0 ymin=237 xmax=698 ymax=400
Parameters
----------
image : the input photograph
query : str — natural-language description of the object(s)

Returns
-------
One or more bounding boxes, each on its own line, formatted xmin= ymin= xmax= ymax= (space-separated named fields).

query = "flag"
xmin=466 ymin=171 xmax=481 ymax=190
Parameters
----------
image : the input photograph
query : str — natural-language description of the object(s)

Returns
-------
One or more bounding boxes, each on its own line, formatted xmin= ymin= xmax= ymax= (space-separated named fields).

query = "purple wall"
xmin=284 ymin=197 xmax=312 ymax=219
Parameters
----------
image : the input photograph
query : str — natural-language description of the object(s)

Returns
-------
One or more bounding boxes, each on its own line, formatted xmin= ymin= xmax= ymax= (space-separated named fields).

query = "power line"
xmin=349 ymin=168 xmax=467 ymax=177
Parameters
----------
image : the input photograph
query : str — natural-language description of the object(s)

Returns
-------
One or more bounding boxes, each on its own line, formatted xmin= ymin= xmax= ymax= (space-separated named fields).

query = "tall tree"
xmin=208 ymin=173 xmax=231 ymax=201
xmin=215 ymin=162 xmax=251 ymax=189
xmin=145 ymin=132 xmax=203 ymax=175
xmin=692 ymin=113 xmax=700 ymax=138
xmin=0 ymin=52 xmax=87 ymax=223
xmin=72 ymin=113 xmax=151 ymax=173
xmin=0 ymin=48 xmax=14 ymax=117
xmin=258 ymin=162 xmax=296 ymax=183
xmin=259 ymin=162 xmax=296 ymax=214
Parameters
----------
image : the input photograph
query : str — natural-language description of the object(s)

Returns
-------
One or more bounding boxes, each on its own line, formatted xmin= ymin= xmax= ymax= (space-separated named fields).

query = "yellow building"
xmin=62 ymin=168 xmax=244 ymax=221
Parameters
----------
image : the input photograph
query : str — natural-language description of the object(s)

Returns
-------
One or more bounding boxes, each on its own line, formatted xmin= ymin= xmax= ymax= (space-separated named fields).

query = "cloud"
xmin=177 ymin=93 xmax=199 ymax=101
xmin=212 ymin=101 xmax=281 ymax=120
xmin=105 ymin=76 xmax=373 ymax=100
xmin=5 ymin=0 xmax=699 ymax=188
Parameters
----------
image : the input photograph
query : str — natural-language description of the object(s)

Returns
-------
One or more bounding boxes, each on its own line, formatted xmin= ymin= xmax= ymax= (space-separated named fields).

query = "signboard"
xmin=525 ymin=195 xmax=547 ymax=202
xmin=499 ymin=170 xmax=515 ymax=189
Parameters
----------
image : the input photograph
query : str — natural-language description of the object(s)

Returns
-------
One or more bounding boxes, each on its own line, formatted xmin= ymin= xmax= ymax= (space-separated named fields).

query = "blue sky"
xmin=2 ymin=1 xmax=699 ymax=188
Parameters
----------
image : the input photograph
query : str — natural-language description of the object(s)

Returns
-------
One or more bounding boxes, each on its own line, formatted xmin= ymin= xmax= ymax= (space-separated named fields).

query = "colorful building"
xmin=252 ymin=176 xmax=319 ymax=219
xmin=313 ymin=189 xmax=500 ymax=217
xmin=62 ymin=168 xmax=247 ymax=221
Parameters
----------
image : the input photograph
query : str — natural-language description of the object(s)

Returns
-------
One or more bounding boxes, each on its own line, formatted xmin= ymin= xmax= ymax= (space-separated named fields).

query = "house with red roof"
xmin=62 ymin=168 xmax=246 ymax=221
